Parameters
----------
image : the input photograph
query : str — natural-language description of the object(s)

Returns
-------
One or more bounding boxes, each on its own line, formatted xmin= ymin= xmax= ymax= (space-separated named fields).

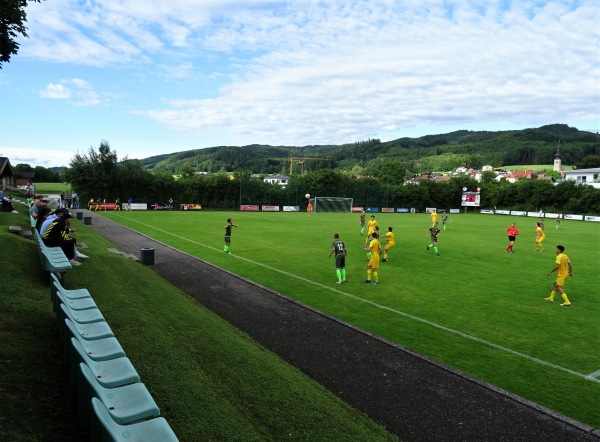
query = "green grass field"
xmin=97 ymin=209 xmax=600 ymax=428
xmin=32 ymin=182 xmax=71 ymax=194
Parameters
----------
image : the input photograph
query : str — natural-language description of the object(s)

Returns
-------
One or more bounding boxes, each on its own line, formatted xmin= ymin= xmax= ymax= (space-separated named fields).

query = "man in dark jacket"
xmin=42 ymin=211 xmax=80 ymax=266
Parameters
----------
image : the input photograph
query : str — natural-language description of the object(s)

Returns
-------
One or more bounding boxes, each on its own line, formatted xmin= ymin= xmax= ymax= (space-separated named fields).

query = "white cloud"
xmin=137 ymin=1 xmax=599 ymax=144
xmin=39 ymin=79 xmax=102 ymax=106
xmin=40 ymin=83 xmax=71 ymax=99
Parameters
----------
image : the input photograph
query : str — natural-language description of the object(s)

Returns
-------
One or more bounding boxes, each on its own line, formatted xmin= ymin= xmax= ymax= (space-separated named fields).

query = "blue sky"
xmin=1 ymin=0 xmax=599 ymax=168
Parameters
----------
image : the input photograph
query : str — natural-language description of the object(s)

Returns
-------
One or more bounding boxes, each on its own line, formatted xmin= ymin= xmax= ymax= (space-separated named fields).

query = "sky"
xmin=0 ymin=0 xmax=599 ymax=168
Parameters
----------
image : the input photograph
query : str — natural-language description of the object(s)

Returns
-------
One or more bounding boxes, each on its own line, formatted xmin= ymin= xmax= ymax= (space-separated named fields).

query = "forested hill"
xmin=140 ymin=124 xmax=600 ymax=175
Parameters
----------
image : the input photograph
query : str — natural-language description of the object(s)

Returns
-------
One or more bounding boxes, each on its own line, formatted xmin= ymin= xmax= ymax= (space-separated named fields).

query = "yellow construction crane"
xmin=288 ymin=156 xmax=328 ymax=174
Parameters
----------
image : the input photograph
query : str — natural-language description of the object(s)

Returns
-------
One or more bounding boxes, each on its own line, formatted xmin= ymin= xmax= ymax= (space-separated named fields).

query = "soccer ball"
xmin=305 ymin=193 xmax=310 ymax=199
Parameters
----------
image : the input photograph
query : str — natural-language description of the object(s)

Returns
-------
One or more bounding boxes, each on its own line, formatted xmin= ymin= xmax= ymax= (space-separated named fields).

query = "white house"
xmin=562 ymin=168 xmax=600 ymax=189
xmin=263 ymin=175 xmax=290 ymax=186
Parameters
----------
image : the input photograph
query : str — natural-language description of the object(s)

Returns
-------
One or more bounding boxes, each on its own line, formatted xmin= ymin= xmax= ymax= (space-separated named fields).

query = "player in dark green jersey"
xmin=224 ymin=218 xmax=237 ymax=253
xmin=329 ymin=233 xmax=347 ymax=284
xmin=426 ymin=222 xmax=441 ymax=256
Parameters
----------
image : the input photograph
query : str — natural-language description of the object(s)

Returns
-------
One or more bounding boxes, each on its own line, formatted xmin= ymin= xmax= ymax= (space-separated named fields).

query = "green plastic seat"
xmin=58 ymin=303 xmax=106 ymax=352
xmin=64 ymin=319 xmax=125 ymax=361
xmin=79 ymin=363 xmax=160 ymax=428
xmin=59 ymin=301 xmax=105 ymax=325
xmin=54 ymin=287 xmax=98 ymax=312
xmin=70 ymin=337 xmax=140 ymax=390
xmin=69 ymin=319 xmax=114 ymax=342
xmin=51 ymin=274 xmax=91 ymax=306
xmin=91 ymin=398 xmax=178 ymax=442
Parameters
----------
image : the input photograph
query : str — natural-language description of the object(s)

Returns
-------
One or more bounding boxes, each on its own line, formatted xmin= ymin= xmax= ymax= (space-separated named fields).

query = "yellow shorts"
xmin=385 ymin=243 xmax=395 ymax=251
xmin=555 ymin=276 xmax=566 ymax=287
xmin=368 ymin=258 xmax=379 ymax=269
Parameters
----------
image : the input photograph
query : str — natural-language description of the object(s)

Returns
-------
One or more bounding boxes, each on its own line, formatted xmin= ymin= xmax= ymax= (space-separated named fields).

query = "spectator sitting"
xmin=41 ymin=211 xmax=88 ymax=266
xmin=29 ymin=197 xmax=47 ymax=218
xmin=1 ymin=187 xmax=18 ymax=213
xmin=35 ymin=207 xmax=53 ymax=232
xmin=40 ymin=207 xmax=64 ymax=236
xmin=42 ymin=208 xmax=89 ymax=261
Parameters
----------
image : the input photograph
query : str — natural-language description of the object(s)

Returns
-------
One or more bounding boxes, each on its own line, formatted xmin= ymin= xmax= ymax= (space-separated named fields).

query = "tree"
xmin=0 ymin=0 xmax=43 ymax=67
xmin=577 ymin=155 xmax=600 ymax=169
xmin=64 ymin=140 xmax=119 ymax=199
xmin=377 ymin=160 xmax=407 ymax=185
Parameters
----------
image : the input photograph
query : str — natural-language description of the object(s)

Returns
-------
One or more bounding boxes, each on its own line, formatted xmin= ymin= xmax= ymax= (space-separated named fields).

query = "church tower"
xmin=553 ymin=142 xmax=562 ymax=172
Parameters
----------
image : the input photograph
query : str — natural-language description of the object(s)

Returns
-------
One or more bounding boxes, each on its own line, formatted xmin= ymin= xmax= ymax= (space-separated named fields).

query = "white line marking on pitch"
xmin=586 ymin=369 xmax=600 ymax=380
xmin=107 ymin=214 xmax=600 ymax=384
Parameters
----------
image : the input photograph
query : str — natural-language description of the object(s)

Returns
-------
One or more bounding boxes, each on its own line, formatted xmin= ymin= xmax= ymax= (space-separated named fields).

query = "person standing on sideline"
xmin=382 ymin=227 xmax=395 ymax=262
xmin=126 ymin=198 xmax=133 ymax=211
xmin=505 ymin=223 xmax=519 ymax=253
xmin=545 ymin=245 xmax=573 ymax=306
xmin=365 ymin=215 xmax=377 ymax=245
xmin=430 ymin=209 xmax=438 ymax=226
xmin=307 ymin=201 xmax=313 ymax=216
xmin=556 ymin=215 xmax=561 ymax=229
xmin=328 ymin=233 xmax=347 ymax=284
xmin=224 ymin=218 xmax=237 ymax=253
xmin=535 ymin=222 xmax=546 ymax=252
xmin=364 ymin=231 xmax=383 ymax=284
xmin=427 ymin=221 xmax=441 ymax=256
xmin=441 ymin=212 xmax=448 ymax=230
xmin=359 ymin=210 xmax=366 ymax=236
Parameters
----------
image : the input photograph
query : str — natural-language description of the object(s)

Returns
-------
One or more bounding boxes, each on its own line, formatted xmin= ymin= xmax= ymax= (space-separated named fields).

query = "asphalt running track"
xmin=79 ymin=210 xmax=599 ymax=441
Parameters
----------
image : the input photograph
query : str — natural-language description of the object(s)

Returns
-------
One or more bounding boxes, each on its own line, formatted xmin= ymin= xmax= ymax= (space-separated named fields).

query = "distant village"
xmin=261 ymin=147 xmax=600 ymax=189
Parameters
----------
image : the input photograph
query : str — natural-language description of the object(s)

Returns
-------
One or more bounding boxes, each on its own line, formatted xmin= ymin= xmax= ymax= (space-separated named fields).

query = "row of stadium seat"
xmin=51 ymin=273 xmax=179 ymax=441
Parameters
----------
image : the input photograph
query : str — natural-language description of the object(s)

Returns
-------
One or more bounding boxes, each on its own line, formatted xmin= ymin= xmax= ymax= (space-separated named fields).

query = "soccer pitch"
xmin=100 ymin=210 xmax=600 ymax=428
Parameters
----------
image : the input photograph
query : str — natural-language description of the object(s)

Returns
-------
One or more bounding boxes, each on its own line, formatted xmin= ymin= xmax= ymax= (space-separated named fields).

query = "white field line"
xmin=110 ymin=214 xmax=600 ymax=384
xmin=586 ymin=369 xmax=600 ymax=380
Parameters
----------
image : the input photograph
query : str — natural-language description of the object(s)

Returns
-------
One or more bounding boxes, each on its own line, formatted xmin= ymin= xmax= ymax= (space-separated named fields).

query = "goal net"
xmin=311 ymin=197 xmax=353 ymax=213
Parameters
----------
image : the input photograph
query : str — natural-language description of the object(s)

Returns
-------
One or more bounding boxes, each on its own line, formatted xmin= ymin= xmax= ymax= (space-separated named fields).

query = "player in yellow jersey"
xmin=381 ymin=226 xmax=395 ymax=262
xmin=430 ymin=210 xmax=438 ymax=226
xmin=364 ymin=231 xmax=383 ymax=284
xmin=364 ymin=215 xmax=377 ymax=245
xmin=535 ymin=222 xmax=545 ymax=252
xmin=545 ymin=245 xmax=573 ymax=306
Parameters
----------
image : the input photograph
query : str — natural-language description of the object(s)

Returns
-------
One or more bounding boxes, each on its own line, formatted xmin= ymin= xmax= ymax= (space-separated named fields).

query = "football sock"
xmin=224 ymin=245 xmax=229 ymax=252
xmin=373 ymin=271 xmax=378 ymax=283
xmin=367 ymin=269 xmax=372 ymax=280
xmin=341 ymin=269 xmax=346 ymax=280
xmin=383 ymin=252 xmax=388 ymax=259
xmin=548 ymin=291 xmax=556 ymax=300
xmin=336 ymin=269 xmax=342 ymax=282
xmin=561 ymin=293 xmax=570 ymax=304
xmin=427 ymin=244 xmax=432 ymax=249
xmin=433 ymin=246 xmax=439 ymax=254
xmin=361 ymin=228 xmax=365 ymax=235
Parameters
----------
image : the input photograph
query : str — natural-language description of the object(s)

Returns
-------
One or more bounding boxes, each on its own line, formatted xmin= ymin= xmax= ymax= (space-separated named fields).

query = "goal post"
xmin=312 ymin=197 xmax=353 ymax=213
